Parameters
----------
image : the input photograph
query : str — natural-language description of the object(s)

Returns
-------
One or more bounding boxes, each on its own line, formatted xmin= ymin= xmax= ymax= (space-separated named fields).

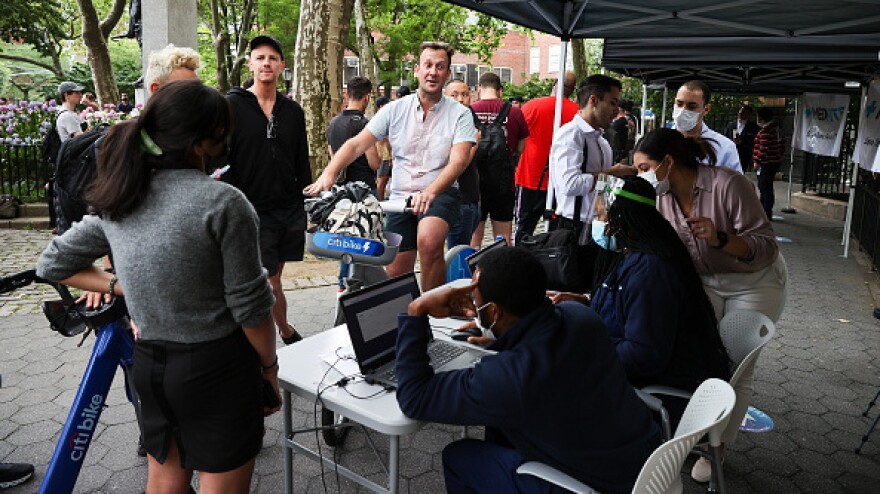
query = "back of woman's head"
xmin=635 ymin=127 xmax=717 ymax=169
xmin=89 ymin=80 xmax=232 ymax=220
xmin=607 ymin=176 xmax=676 ymax=257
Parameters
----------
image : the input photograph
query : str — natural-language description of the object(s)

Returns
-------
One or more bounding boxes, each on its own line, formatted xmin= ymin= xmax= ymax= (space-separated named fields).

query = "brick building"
xmin=341 ymin=31 xmax=577 ymax=91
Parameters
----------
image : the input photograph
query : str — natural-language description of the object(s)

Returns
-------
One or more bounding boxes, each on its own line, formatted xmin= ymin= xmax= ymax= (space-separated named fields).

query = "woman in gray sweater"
xmin=37 ymin=80 xmax=277 ymax=493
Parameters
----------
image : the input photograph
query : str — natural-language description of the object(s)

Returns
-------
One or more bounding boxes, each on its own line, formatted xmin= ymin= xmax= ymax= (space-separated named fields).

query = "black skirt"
xmin=133 ymin=328 xmax=263 ymax=472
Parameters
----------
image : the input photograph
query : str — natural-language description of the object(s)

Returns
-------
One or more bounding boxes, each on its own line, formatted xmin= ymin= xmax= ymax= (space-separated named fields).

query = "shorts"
xmin=480 ymin=186 xmax=515 ymax=222
xmin=259 ymin=223 xmax=305 ymax=276
xmin=378 ymin=159 xmax=393 ymax=178
xmin=133 ymin=329 xmax=263 ymax=472
xmin=386 ymin=187 xmax=461 ymax=252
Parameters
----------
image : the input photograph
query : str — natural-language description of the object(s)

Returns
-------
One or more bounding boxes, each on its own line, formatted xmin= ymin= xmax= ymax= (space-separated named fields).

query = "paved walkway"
xmin=2 ymin=190 xmax=880 ymax=492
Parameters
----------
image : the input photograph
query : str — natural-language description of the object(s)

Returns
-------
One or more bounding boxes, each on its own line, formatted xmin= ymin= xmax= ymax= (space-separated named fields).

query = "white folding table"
xmin=277 ymin=324 xmax=424 ymax=494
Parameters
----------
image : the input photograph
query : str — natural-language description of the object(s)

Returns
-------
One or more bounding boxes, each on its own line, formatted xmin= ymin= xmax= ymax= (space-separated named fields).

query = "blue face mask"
xmin=591 ymin=220 xmax=619 ymax=251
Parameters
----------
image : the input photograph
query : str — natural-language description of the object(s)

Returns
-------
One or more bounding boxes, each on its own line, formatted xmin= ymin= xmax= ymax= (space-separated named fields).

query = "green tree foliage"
xmin=197 ymin=0 xmax=300 ymax=92
xmin=67 ymin=40 xmax=142 ymax=98
xmin=0 ymin=1 xmax=68 ymax=76
xmin=366 ymin=0 xmax=507 ymax=90
xmin=503 ymin=75 xmax=555 ymax=101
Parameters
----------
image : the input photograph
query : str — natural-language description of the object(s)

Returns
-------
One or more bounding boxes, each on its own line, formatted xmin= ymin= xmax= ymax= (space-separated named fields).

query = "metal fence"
xmin=852 ymin=170 xmax=880 ymax=273
xmin=0 ymin=144 xmax=50 ymax=200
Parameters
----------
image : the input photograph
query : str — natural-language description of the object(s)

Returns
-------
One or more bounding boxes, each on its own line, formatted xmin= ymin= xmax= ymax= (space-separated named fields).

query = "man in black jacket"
xmin=223 ymin=35 xmax=311 ymax=344
xmin=395 ymin=247 xmax=661 ymax=494
xmin=724 ymin=104 xmax=760 ymax=172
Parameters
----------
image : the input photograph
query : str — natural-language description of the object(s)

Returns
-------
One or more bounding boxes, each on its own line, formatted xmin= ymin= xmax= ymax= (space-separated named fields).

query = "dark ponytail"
xmin=87 ymin=80 xmax=232 ymax=220
xmin=635 ymin=127 xmax=717 ymax=169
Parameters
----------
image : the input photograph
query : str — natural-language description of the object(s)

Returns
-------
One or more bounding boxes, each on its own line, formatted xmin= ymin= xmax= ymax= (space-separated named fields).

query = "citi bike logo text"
xmin=328 ymin=236 xmax=373 ymax=253
xmin=68 ymin=394 xmax=104 ymax=462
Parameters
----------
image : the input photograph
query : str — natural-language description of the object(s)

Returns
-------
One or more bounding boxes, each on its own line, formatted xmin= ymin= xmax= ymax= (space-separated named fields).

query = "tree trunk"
xmin=326 ymin=0 xmax=355 ymax=117
xmin=77 ymin=0 xmax=118 ymax=105
xmin=293 ymin=0 xmax=332 ymax=179
xmin=354 ymin=0 xmax=377 ymax=115
xmin=209 ymin=0 xmax=230 ymax=93
xmin=571 ymin=38 xmax=589 ymax=84
xmin=229 ymin=0 xmax=257 ymax=88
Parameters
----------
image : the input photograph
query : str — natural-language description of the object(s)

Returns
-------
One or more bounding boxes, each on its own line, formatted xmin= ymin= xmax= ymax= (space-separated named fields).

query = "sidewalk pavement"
xmin=1 ymin=183 xmax=879 ymax=492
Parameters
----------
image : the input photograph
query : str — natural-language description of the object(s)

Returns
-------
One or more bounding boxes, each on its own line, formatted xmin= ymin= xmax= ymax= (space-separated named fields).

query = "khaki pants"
xmin=700 ymin=253 xmax=787 ymax=324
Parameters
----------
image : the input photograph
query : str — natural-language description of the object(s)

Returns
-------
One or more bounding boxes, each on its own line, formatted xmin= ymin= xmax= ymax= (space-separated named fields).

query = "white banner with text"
xmin=853 ymin=81 xmax=880 ymax=172
xmin=793 ymin=93 xmax=850 ymax=157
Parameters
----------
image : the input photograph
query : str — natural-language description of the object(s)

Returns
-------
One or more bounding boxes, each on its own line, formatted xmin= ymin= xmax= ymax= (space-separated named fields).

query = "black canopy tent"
xmin=442 ymin=0 xmax=880 ymax=40
xmin=601 ymin=34 xmax=880 ymax=95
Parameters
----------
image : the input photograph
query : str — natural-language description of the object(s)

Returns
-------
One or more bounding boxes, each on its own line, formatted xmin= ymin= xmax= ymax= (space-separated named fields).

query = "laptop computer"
xmin=339 ymin=272 xmax=492 ymax=388
xmin=466 ymin=237 xmax=506 ymax=273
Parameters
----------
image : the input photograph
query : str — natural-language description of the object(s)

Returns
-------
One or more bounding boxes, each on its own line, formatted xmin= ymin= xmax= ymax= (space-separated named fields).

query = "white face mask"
xmin=475 ymin=301 xmax=497 ymax=340
xmin=673 ymin=106 xmax=701 ymax=132
xmin=638 ymin=161 xmax=670 ymax=196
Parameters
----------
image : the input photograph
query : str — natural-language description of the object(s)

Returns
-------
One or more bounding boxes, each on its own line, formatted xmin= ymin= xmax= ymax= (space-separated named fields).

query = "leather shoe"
xmin=0 ymin=463 xmax=34 ymax=489
xmin=281 ymin=324 xmax=303 ymax=345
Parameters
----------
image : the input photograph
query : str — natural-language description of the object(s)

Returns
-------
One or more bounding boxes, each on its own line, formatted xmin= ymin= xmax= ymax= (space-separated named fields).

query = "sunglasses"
xmin=267 ymin=114 xmax=276 ymax=139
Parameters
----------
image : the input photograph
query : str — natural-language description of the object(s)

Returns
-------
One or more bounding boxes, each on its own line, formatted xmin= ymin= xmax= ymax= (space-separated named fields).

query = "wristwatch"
xmin=713 ymin=231 xmax=729 ymax=250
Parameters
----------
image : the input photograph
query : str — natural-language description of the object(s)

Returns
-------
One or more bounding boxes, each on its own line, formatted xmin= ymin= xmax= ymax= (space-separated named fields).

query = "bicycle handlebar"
xmin=0 ymin=269 xmax=129 ymax=334
xmin=0 ymin=269 xmax=52 ymax=295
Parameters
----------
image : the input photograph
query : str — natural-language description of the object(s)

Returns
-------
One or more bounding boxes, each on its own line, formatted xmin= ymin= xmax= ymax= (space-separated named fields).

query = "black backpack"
xmin=53 ymin=124 xmax=110 ymax=234
xmin=41 ymin=109 xmax=70 ymax=170
xmin=472 ymin=102 xmax=513 ymax=193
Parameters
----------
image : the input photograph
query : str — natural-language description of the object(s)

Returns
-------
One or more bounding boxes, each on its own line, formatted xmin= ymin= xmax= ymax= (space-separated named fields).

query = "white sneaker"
xmin=691 ymin=457 xmax=712 ymax=483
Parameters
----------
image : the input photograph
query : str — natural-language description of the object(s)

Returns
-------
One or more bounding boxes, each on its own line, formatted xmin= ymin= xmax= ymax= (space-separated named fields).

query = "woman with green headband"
xmin=554 ymin=176 xmax=731 ymax=427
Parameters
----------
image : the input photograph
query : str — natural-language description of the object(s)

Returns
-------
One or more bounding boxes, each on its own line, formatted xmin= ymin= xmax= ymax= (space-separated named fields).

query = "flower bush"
xmin=0 ymin=99 xmax=131 ymax=146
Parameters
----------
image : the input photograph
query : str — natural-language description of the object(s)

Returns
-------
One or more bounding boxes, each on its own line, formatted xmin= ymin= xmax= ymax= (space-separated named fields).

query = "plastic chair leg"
xmin=862 ymin=385 xmax=880 ymax=417
xmin=707 ymin=445 xmax=726 ymax=494
xmin=856 ymin=410 xmax=880 ymax=454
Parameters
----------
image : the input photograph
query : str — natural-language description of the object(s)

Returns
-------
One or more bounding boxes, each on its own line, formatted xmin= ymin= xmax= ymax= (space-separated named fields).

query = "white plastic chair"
xmin=516 ymin=379 xmax=736 ymax=494
xmin=641 ymin=310 xmax=776 ymax=490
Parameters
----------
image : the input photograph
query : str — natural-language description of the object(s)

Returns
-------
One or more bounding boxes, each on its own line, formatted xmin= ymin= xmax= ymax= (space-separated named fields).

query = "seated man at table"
xmin=395 ymin=247 xmax=661 ymax=494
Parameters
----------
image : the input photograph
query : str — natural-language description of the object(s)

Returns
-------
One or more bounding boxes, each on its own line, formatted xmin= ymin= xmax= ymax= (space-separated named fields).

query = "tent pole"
xmin=661 ymin=86 xmax=668 ymax=129
xmin=640 ymin=83 xmax=647 ymax=139
xmin=782 ymin=97 xmax=798 ymax=214
xmin=544 ymin=39 xmax=569 ymax=231
xmin=843 ymin=84 xmax=867 ymax=257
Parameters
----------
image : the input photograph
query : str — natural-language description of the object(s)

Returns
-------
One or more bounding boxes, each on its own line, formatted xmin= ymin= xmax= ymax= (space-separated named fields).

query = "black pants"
xmin=757 ymin=165 xmax=779 ymax=219
xmin=514 ymin=186 xmax=547 ymax=245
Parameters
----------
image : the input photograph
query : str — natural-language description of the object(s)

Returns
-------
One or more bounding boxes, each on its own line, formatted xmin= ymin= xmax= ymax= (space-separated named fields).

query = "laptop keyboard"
xmin=428 ymin=341 xmax=467 ymax=368
xmin=373 ymin=342 xmax=467 ymax=383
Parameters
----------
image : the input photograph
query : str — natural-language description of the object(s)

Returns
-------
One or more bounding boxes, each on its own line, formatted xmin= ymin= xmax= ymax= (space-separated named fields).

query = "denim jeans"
xmin=446 ymin=202 xmax=481 ymax=249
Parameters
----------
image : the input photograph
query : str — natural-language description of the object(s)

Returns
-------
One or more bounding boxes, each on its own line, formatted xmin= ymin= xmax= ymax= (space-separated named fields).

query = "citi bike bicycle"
xmin=0 ymin=270 xmax=135 ymax=494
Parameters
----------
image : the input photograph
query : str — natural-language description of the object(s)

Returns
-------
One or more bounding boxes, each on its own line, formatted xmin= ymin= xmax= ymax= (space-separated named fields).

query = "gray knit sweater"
xmin=37 ymin=169 xmax=275 ymax=344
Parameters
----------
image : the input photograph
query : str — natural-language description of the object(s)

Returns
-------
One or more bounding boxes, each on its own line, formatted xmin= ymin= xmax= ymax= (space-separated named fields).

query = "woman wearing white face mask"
xmin=632 ymin=128 xmax=786 ymax=324
xmin=553 ymin=176 xmax=731 ymax=428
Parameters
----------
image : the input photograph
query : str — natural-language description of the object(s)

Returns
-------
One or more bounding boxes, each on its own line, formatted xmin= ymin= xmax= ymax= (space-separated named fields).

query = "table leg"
xmin=389 ymin=435 xmax=399 ymax=494
xmin=283 ymin=389 xmax=293 ymax=493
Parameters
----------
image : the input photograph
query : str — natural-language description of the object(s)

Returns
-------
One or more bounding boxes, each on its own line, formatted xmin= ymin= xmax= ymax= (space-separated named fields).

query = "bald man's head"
xmin=552 ymin=71 xmax=578 ymax=98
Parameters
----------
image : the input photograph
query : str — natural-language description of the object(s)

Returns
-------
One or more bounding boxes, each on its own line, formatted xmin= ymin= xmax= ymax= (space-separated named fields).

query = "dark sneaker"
xmin=0 ymin=463 xmax=34 ymax=489
xmin=281 ymin=324 xmax=303 ymax=345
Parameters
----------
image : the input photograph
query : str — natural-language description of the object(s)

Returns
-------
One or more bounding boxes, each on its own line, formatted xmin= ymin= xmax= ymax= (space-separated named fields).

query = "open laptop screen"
xmin=466 ymin=237 xmax=506 ymax=273
xmin=339 ymin=272 xmax=421 ymax=372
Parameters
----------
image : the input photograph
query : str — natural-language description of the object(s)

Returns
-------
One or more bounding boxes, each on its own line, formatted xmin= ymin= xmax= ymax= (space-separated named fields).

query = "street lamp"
xmin=283 ymin=68 xmax=293 ymax=97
